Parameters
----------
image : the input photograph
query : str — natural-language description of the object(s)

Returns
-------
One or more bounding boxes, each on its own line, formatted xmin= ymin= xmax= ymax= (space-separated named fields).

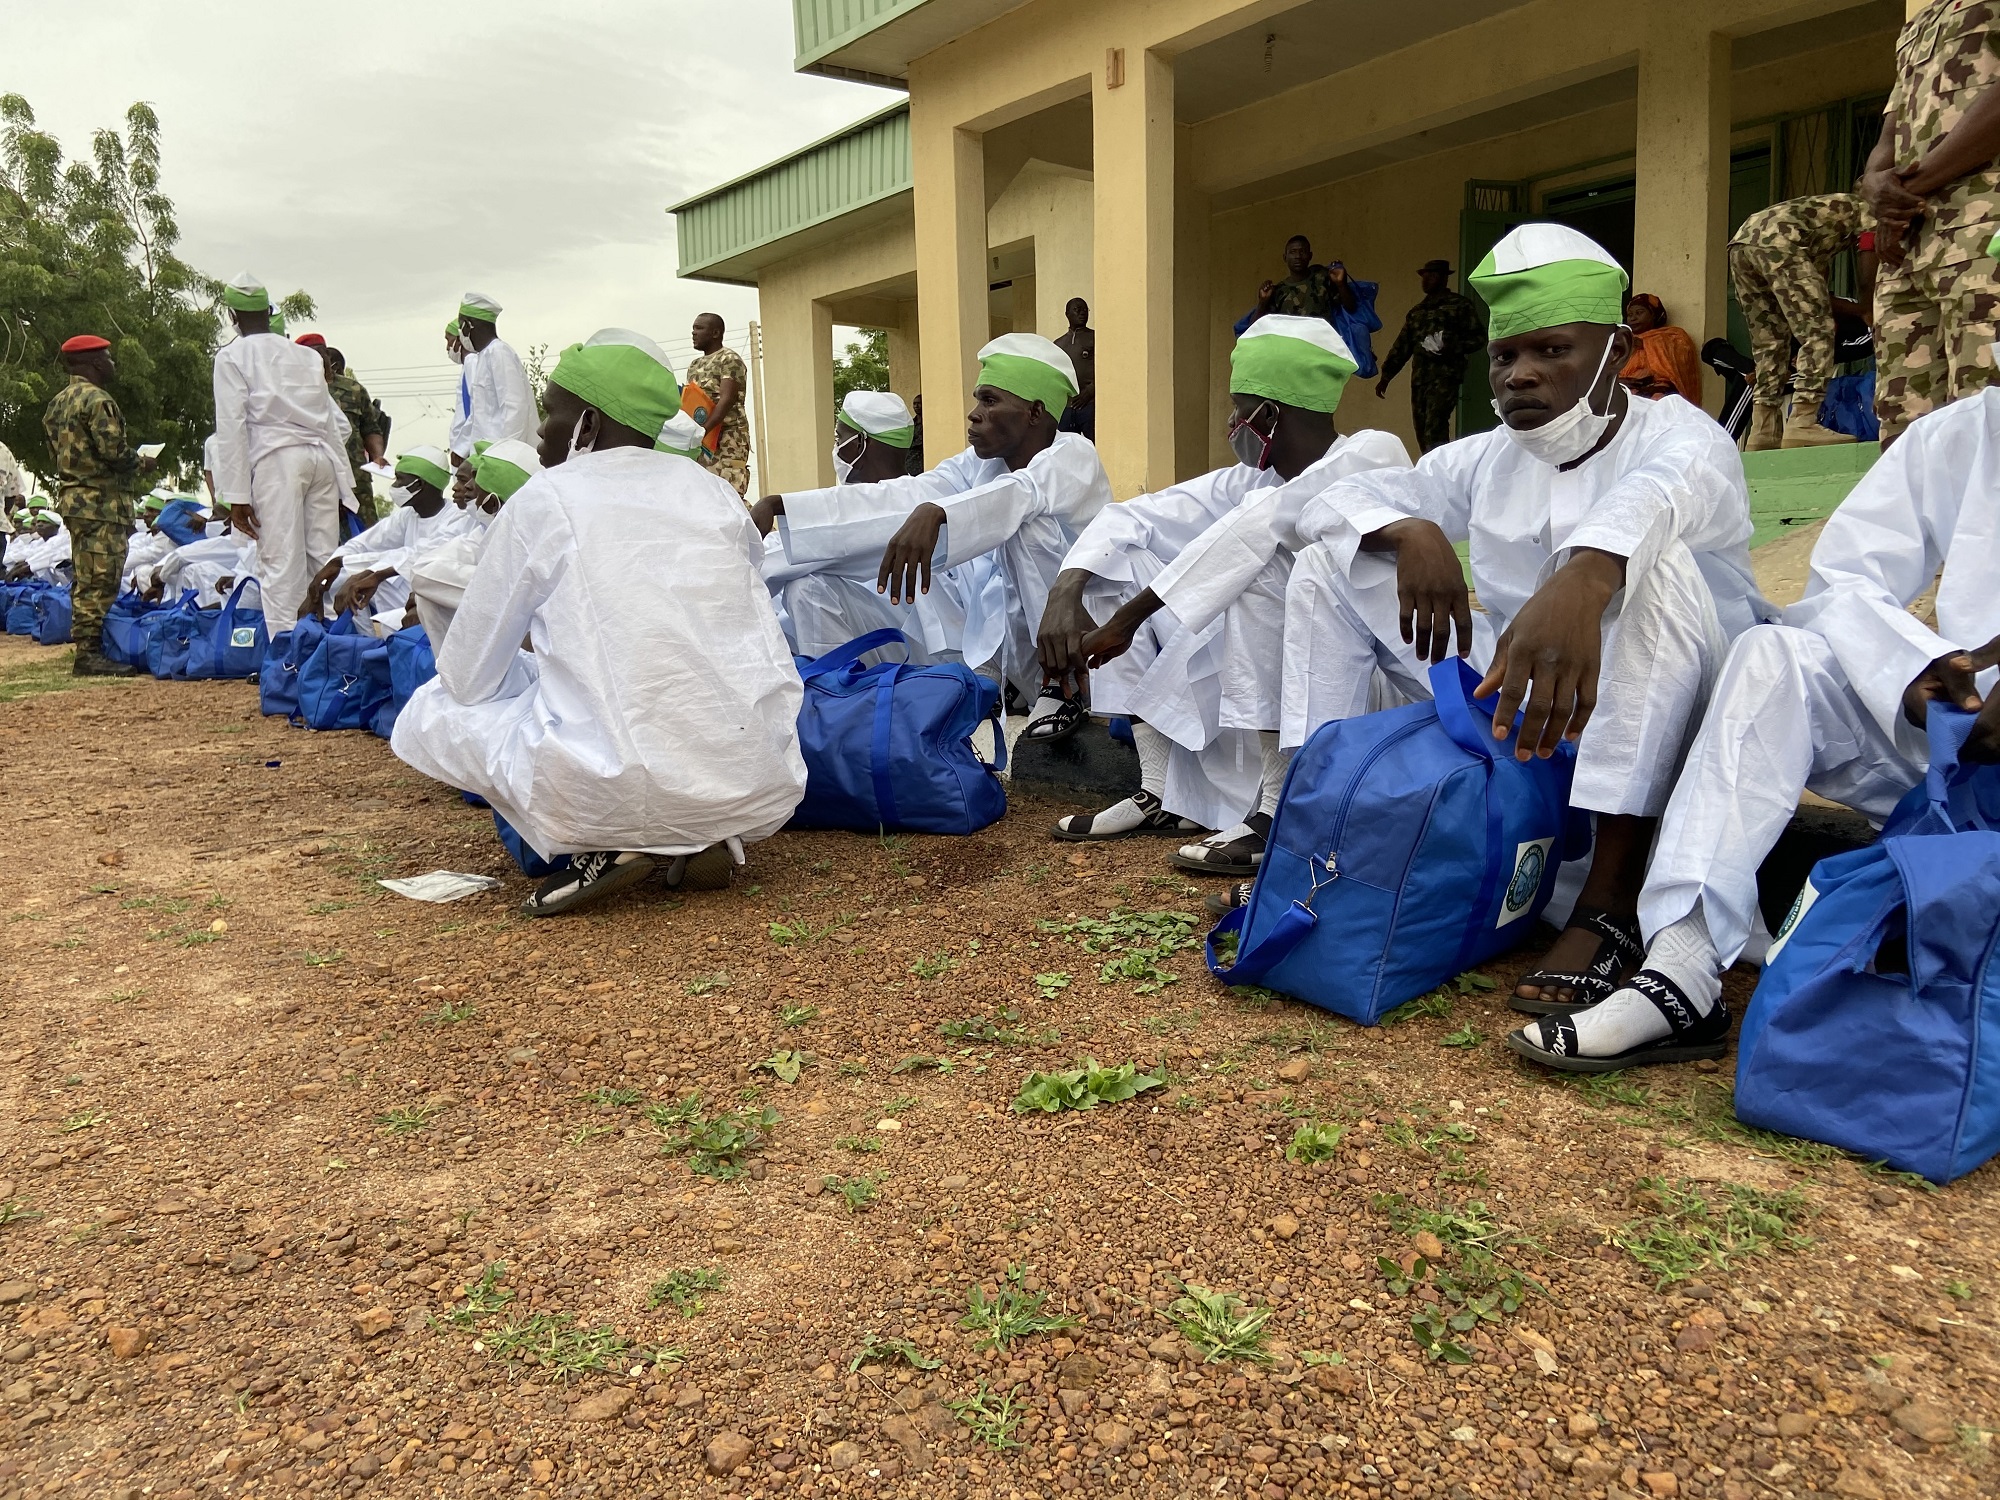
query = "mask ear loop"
xmin=1585 ymin=326 xmax=1628 ymax=416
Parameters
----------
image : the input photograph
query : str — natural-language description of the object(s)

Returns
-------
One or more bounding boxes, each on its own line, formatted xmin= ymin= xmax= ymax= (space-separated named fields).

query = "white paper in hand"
xmin=379 ymin=871 xmax=502 ymax=902
xmin=137 ymin=442 xmax=166 ymax=460
xmin=362 ymin=461 xmax=396 ymax=480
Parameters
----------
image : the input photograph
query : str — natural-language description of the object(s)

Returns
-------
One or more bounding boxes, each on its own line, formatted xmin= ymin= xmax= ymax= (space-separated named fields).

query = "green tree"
xmin=832 ymin=327 xmax=890 ymax=414
xmin=0 ymin=95 xmax=313 ymax=489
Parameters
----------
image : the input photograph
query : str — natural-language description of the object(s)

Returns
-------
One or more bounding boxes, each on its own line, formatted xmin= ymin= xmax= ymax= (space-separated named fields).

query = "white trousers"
xmin=1637 ymin=624 xmax=1922 ymax=966
xmin=1281 ymin=540 xmax=1728 ymax=818
xmin=1084 ymin=548 xmax=1274 ymax=831
xmin=253 ymin=445 xmax=343 ymax=635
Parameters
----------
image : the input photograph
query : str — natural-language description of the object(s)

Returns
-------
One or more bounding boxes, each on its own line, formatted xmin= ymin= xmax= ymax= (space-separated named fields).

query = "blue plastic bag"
xmin=1736 ymin=709 xmax=2000 ymax=1183
xmin=179 ymin=578 xmax=266 ymax=680
xmin=786 ymin=628 xmax=1007 ymax=834
xmin=296 ymin=615 xmax=391 ymax=731
xmin=1206 ymin=656 xmax=1583 ymax=1024
xmin=1819 ymin=370 xmax=1879 ymax=442
xmin=32 ymin=586 xmax=72 ymax=646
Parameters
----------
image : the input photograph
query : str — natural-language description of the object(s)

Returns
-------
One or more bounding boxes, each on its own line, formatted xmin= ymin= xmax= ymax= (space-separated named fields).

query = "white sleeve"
xmin=1294 ymin=435 xmax=1482 ymax=569
xmin=1786 ymin=414 xmax=1964 ymax=742
xmin=934 ymin=470 xmax=1042 ymax=569
xmin=436 ymin=492 xmax=556 ymax=705
xmin=778 ymin=464 xmax=966 ymax=567
xmin=311 ymin=376 xmax=355 ymax=504
xmin=210 ymin=352 xmax=253 ymax=511
xmin=1561 ymin=407 xmax=1749 ymax=577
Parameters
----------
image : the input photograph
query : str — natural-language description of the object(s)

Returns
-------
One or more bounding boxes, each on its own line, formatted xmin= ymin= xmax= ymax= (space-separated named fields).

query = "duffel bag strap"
xmin=801 ymin=628 xmax=909 ymax=683
xmin=869 ymin=665 xmax=904 ymax=829
xmin=1203 ymin=853 xmax=1339 ymax=986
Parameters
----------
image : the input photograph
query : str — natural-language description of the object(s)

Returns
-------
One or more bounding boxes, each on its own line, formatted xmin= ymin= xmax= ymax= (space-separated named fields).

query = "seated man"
xmin=120 ymin=493 xmax=174 ymax=586
xmin=755 ymin=334 xmax=1110 ymax=711
xmin=409 ymin=437 xmax=543 ymax=645
xmin=302 ymin=446 xmax=469 ymax=629
xmin=1278 ymin=224 xmax=1768 ymax=1006
xmin=391 ymin=329 xmax=806 ymax=917
xmin=5 ymin=500 xmax=71 ymax=582
xmin=1511 ymin=383 xmax=2000 ymax=1069
xmin=146 ymin=502 xmax=258 ymax=608
xmin=1036 ymin=316 xmax=1411 ymax=860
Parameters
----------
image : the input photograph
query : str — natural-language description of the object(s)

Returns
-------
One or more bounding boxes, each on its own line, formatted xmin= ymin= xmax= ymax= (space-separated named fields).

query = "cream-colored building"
xmin=673 ymin=0 xmax=1911 ymax=498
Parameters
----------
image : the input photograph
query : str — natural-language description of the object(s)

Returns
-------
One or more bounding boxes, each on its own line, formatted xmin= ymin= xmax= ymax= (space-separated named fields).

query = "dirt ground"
xmin=0 ymin=635 xmax=1994 ymax=1500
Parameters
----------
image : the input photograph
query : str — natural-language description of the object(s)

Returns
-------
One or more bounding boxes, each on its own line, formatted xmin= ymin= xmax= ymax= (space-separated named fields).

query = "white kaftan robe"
xmin=465 ymin=339 xmax=537 ymax=449
xmin=774 ymin=434 xmax=1111 ymax=694
xmin=333 ymin=500 xmax=476 ymax=626
xmin=391 ymin=448 xmax=807 ymax=859
xmin=1063 ymin=430 xmax=1412 ymax=829
xmin=1639 ymin=386 xmax=2000 ymax=963
xmin=1284 ymin=394 xmax=1769 ymax=817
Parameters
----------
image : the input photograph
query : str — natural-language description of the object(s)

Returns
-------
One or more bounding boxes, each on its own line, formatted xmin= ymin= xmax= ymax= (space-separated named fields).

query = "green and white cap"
xmin=446 ymin=318 xmax=461 ymax=338
xmin=139 ymin=492 xmax=171 ymax=515
xmin=27 ymin=495 xmax=55 ymax=511
xmin=1230 ymin=315 xmax=1359 ymax=412
xmin=975 ymin=333 xmax=1078 ymax=415
xmin=657 ymin=413 xmax=704 ymax=458
xmin=839 ymin=390 xmax=916 ymax=448
xmin=1470 ymin=224 xmax=1628 ymax=340
xmin=221 ymin=272 xmax=269 ymax=313
xmin=549 ymin=328 xmax=687 ymax=450
xmin=393 ymin=445 xmax=453 ymax=492
xmin=474 ymin=438 xmax=542 ymax=501
xmin=459 ymin=291 xmax=502 ymax=324
xmin=268 ymin=305 xmax=287 ymax=335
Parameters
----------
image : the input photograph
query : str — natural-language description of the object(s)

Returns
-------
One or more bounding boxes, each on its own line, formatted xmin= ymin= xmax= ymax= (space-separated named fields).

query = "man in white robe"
xmin=4 ymin=501 xmax=70 ymax=583
xmin=210 ymin=273 xmax=353 ymax=635
xmin=1036 ymin=316 xmax=1411 ymax=848
xmin=753 ymin=334 xmax=1111 ymax=710
xmin=303 ymin=446 xmax=472 ymax=630
xmin=446 ymin=319 xmax=477 ymax=463
xmin=392 ymin=329 xmax=806 ymax=917
xmin=410 ymin=438 xmax=542 ymax=647
xmin=120 ymin=494 xmax=176 ymax=587
xmin=1512 ymin=383 xmax=2000 ymax=1070
xmin=454 ymin=293 xmax=536 ymax=471
xmin=1277 ymin=224 xmax=1770 ymax=1012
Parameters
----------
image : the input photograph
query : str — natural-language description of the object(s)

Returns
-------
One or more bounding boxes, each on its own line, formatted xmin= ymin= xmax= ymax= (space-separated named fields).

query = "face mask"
xmin=832 ymin=430 xmax=866 ymax=484
xmin=388 ymin=482 xmax=416 ymax=508
xmin=567 ymin=411 xmax=595 ymax=460
xmin=1494 ymin=328 xmax=1622 ymax=467
xmin=1227 ymin=401 xmax=1280 ymax=470
xmin=447 ymin=343 xmax=464 ymax=366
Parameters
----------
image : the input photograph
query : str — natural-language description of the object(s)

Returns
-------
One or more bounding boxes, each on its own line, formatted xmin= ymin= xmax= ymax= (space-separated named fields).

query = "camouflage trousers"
xmin=351 ymin=471 xmax=383 ymax=528
xmin=1410 ymin=359 xmax=1466 ymax=453
xmin=63 ymin=489 xmax=131 ymax=654
xmin=1728 ymin=243 xmax=1836 ymax=405
xmin=1874 ymin=221 xmax=2000 ymax=445
xmin=703 ymin=455 xmax=751 ymax=499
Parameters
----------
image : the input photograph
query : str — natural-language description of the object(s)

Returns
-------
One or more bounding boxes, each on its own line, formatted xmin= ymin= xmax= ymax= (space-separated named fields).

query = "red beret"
xmin=60 ymin=334 xmax=111 ymax=353
xmin=294 ymin=333 xmax=326 ymax=348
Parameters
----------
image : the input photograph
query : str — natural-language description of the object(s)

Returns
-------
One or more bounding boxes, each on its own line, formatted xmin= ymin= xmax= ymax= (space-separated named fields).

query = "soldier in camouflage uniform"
xmin=42 ymin=335 xmax=153 ymax=675
xmin=687 ymin=313 xmax=752 ymax=499
xmin=1865 ymin=0 xmax=2000 ymax=447
xmin=1375 ymin=260 xmax=1487 ymax=452
xmin=1726 ymin=193 xmax=1871 ymax=449
xmin=322 ymin=348 xmax=387 ymax=523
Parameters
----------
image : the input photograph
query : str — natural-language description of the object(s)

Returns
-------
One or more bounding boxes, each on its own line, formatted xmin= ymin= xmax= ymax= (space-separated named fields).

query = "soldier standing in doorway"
xmin=1374 ymin=259 xmax=1486 ymax=452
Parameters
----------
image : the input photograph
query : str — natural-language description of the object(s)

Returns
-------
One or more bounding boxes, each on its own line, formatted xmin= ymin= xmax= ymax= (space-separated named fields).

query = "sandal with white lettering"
xmin=1505 ymin=970 xmax=1730 ymax=1073
xmin=523 ymin=851 xmax=657 ymax=917
xmin=1052 ymin=789 xmax=1202 ymax=842
xmin=1508 ymin=908 xmax=1645 ymax=1016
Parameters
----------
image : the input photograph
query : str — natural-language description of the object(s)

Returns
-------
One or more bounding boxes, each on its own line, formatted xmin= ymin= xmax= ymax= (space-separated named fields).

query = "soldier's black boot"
xmin=72 ymin=648 xmax=137 ymax=677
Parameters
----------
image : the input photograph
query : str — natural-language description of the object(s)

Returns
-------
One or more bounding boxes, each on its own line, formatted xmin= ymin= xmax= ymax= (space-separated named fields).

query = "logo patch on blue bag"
xmin=1765 ymin=877 xmax=1819 ymax=962
xmin=1498 ymin=838 xmax=1553 ymax=927
xmin=231 ymin=627 xmax=257 ymax=648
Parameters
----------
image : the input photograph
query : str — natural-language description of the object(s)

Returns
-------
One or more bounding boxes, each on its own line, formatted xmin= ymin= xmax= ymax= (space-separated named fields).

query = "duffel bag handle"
xmin=1428 ymin=656 xmax=1505 ymax=761
xmin=211 ymin=576 xmax=257 ymax=652
xmin=801 ymin=628 xmax=909 ymax=683
xmin=1205 ymin=902 xmax=1315 ymax=987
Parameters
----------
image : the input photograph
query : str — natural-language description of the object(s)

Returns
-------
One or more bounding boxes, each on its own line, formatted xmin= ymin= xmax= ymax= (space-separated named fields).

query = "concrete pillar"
xmin=809 ymin=300 xmax=837 ymax=486
xmin=913 ymin=108 xmax=988 ymax=463
xmin=1632 ymin=21 xmax=1730 ymax=414
xmin=1013 ymin=273 xmax=1037 ymax=335
xmin=1172 ymin=121 xmax=1212 ymax=483
xmin=885 ymin=309 xmax=922 ymax=404
xmin=1092 ymin=46 xmax=1176 ymax=498
xmin=756 ymin=271 xmax=830 ymax=493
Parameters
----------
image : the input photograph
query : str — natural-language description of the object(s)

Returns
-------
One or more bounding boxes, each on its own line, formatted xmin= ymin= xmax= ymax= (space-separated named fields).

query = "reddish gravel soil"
xmin=0 ymin=636 xmax=1994 ymax=1500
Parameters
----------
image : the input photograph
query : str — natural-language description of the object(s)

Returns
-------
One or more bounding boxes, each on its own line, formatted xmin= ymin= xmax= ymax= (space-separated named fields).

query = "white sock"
xmin=1257 ymin=731 xmax=1295 ymax=817
xmin=1563 ymin=907 xmax=1724 ymax=1056
xmin=1132 ymin=720 xmax=1171 ymax=799
xmin=1063 ymin=795 xmax=1154 ymax=836
xmin=1028 ymin=692 xmax=1068 ymax=723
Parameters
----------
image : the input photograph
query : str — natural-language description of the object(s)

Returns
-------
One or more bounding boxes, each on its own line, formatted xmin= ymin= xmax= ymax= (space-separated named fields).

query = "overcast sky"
xmin=11 ymin=0 xmax=888 ymax=469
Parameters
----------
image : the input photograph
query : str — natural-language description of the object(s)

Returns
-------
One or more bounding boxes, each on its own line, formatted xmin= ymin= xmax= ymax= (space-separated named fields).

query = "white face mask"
xmin=831 ymin=429 xmax=867 ymax=484
xmin=1494 ymin=328 xmax=1623 ymax=467
xmin=388 ymin=482 xmax=416 ymax=508
xmin=567 ymin=411 xmax=595 ymax=460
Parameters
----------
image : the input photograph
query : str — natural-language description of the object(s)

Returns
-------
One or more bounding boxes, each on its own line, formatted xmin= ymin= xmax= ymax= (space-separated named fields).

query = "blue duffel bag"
xmin=32 ymin=586 xmax=72 ymax=645
xmin=1736 ymin=709 xmax=2000 ymax=1184
xmin=786 ymin=628 xmax=1007 ymax=835
xmin=180 ymin=578 xmax=266 ymax=680
xmin=369 ymin=624 xmax=440 ymax=739
xmin=1206 ymin=656 xmax=1584 ymax=1024
xmin=103 ymin=590 xmax=174 ymax=665
xmin=261 ymin=612 xmax=343 ymax=718
xmin=4 ymin=582 xmax=50 ymax=635
xmin=144 ymin=593 xmax=214 ymax=679
xmin=493 ymin=810 xmax=571 ymax=878
xmin=296 ymin=614 xmax=392 ymax=731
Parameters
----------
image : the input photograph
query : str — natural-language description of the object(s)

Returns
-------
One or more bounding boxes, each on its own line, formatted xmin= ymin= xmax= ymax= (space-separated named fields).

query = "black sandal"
xmin=1203 ymin=881 xmax=1253 ymax=917
xmin=1505 ymin=970 xmax=1730 ymax=1073
xmin=1021 ymin=691 xmax=1086 ymax=744
xmin=1051 ymin=790 xmax=1201 ymax=842
xmin=1170 ymin=813 xmax=1272 ymax=878
xmin=1509 ymin=907 xmax=1645 ymax=1016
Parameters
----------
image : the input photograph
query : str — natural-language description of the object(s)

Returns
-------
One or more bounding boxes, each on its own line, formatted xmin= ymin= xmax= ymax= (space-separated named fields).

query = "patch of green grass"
xmin=1013 ymin=1058 xmax=1165 ymax=1114
xmin=778 ymin=1003 xmax=818 ymax=1026
xmin=431 ymin=1000 xmax=475 ymax=1024
xmin=1034 ymin=971 xmax=1071 ymax=999
xmin=0 ymin=1201 xmax=43 ymax=1230
xmin=959 ymin=1265 xmax=1078 ymax=1348
xmin=1164 ymin=1282 xmax=1273 ymax=1364
xmin=767 ymin=914 xmax=852 ymax=947
xmin=882 ymin=1094 xmax=917 ymax=1116
xmin=1039 ymin=908 xmax=1200 ymax=995
xmin=570 ymin=1122 xmax=617 ymax=1146
xmin=60 ymin=1110 xmax=105 ymax=1134
xmin=1375 ymin=1202 xmax=1545 ymax=1366
xmin=306 ymin=900 xmax=349 ymax=915
xmin=177 ymin=929 xmax=221 ymax=947
xmin=1945 ymin=1277 xmax=1976 ymax=1301
xmin=377 ymin=1104 xmax=440 ymax=1136
xmin=751 ymin=1049 xmax=810 ymax=1084
xmin=949 ymin=1382 xmax=1026 ymax=1450
xmin=1439 ymin=1024 xmax=1483 ymax=1049
xmin=908 ymin=950 xmax=958 ymax=981
xmin=648 ymin=1267 xmax=727 ymax=1317
xmin=850 ymin=1331 xmax=940 ymax=1372
xmin=1381 ymin=971 xmax=1496 ymax=1025
xmin=836 ymin=1134 xmax=882 ymax=1154
xmin=823 ymin=1173 xmax=880 ymax=1212
xmin=1285 ymin=1121 xmax=1344 ymax=1165
xmin=302 ymin=949 xmax=345 ymax=968
xmin=891 ymin=1053 xmax=953 ymax=1075
xmin=445 ymin=1262 xmax=516 ymax=1328
xmin=0 ymin=654 xmax=107 ymax=704
xmin=480 ymin=1314 xmax=644 ymax=1381
xmin=939 ymin=1006 xmax=1050 ymax=1046
xmin=1546 ymin=1068 xmax=1655 ymax=1110
xmin=51 ymin=936 xmax=87 ymax=951
xmin=580 ymin=1086 xmax=643 ymax=1108
xmin=650 ymin=1097 xmax=779 ymax=1180
xmin=1859 ymin=1160 xmax=1942 ymax=1194
xmin=683 ymin=972 xmax=730 ymax=997
xmin=1614 ymin=1176 xmax=1815 ymax=1287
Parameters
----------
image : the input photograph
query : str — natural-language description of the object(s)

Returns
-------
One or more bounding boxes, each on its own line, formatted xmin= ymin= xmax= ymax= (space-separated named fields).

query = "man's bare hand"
xmin=1365 ymin=518 xmax=1473 ymax=665
xmin=750 ymin=495 xmax=783 ymax=538
xmin=1036 ymin=571 xmax=1098 ymax=686
xmin=230 ymin=503 xmax=259 ymax=541
xmin=1475 ymin=549 xmax=1624 ymax=761
xmin=302 ymin=557 xmax=343 ymax=618
xmin=1903 ymin=635 xmax=2000 ymax=764
xmin=877 ymin=502 xmax=946 ymax=606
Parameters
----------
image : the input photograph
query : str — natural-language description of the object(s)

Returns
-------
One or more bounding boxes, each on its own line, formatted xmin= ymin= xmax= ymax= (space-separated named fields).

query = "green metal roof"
xmin=669 ymin=102 xmax=912 ymax=284
xmin=795 ymin=0 xmax=931 ymax=79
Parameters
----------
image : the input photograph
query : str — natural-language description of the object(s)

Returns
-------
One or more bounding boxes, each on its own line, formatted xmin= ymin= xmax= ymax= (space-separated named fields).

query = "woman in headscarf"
xmin=1618 ymin=293 xmax=1703 ymax=403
